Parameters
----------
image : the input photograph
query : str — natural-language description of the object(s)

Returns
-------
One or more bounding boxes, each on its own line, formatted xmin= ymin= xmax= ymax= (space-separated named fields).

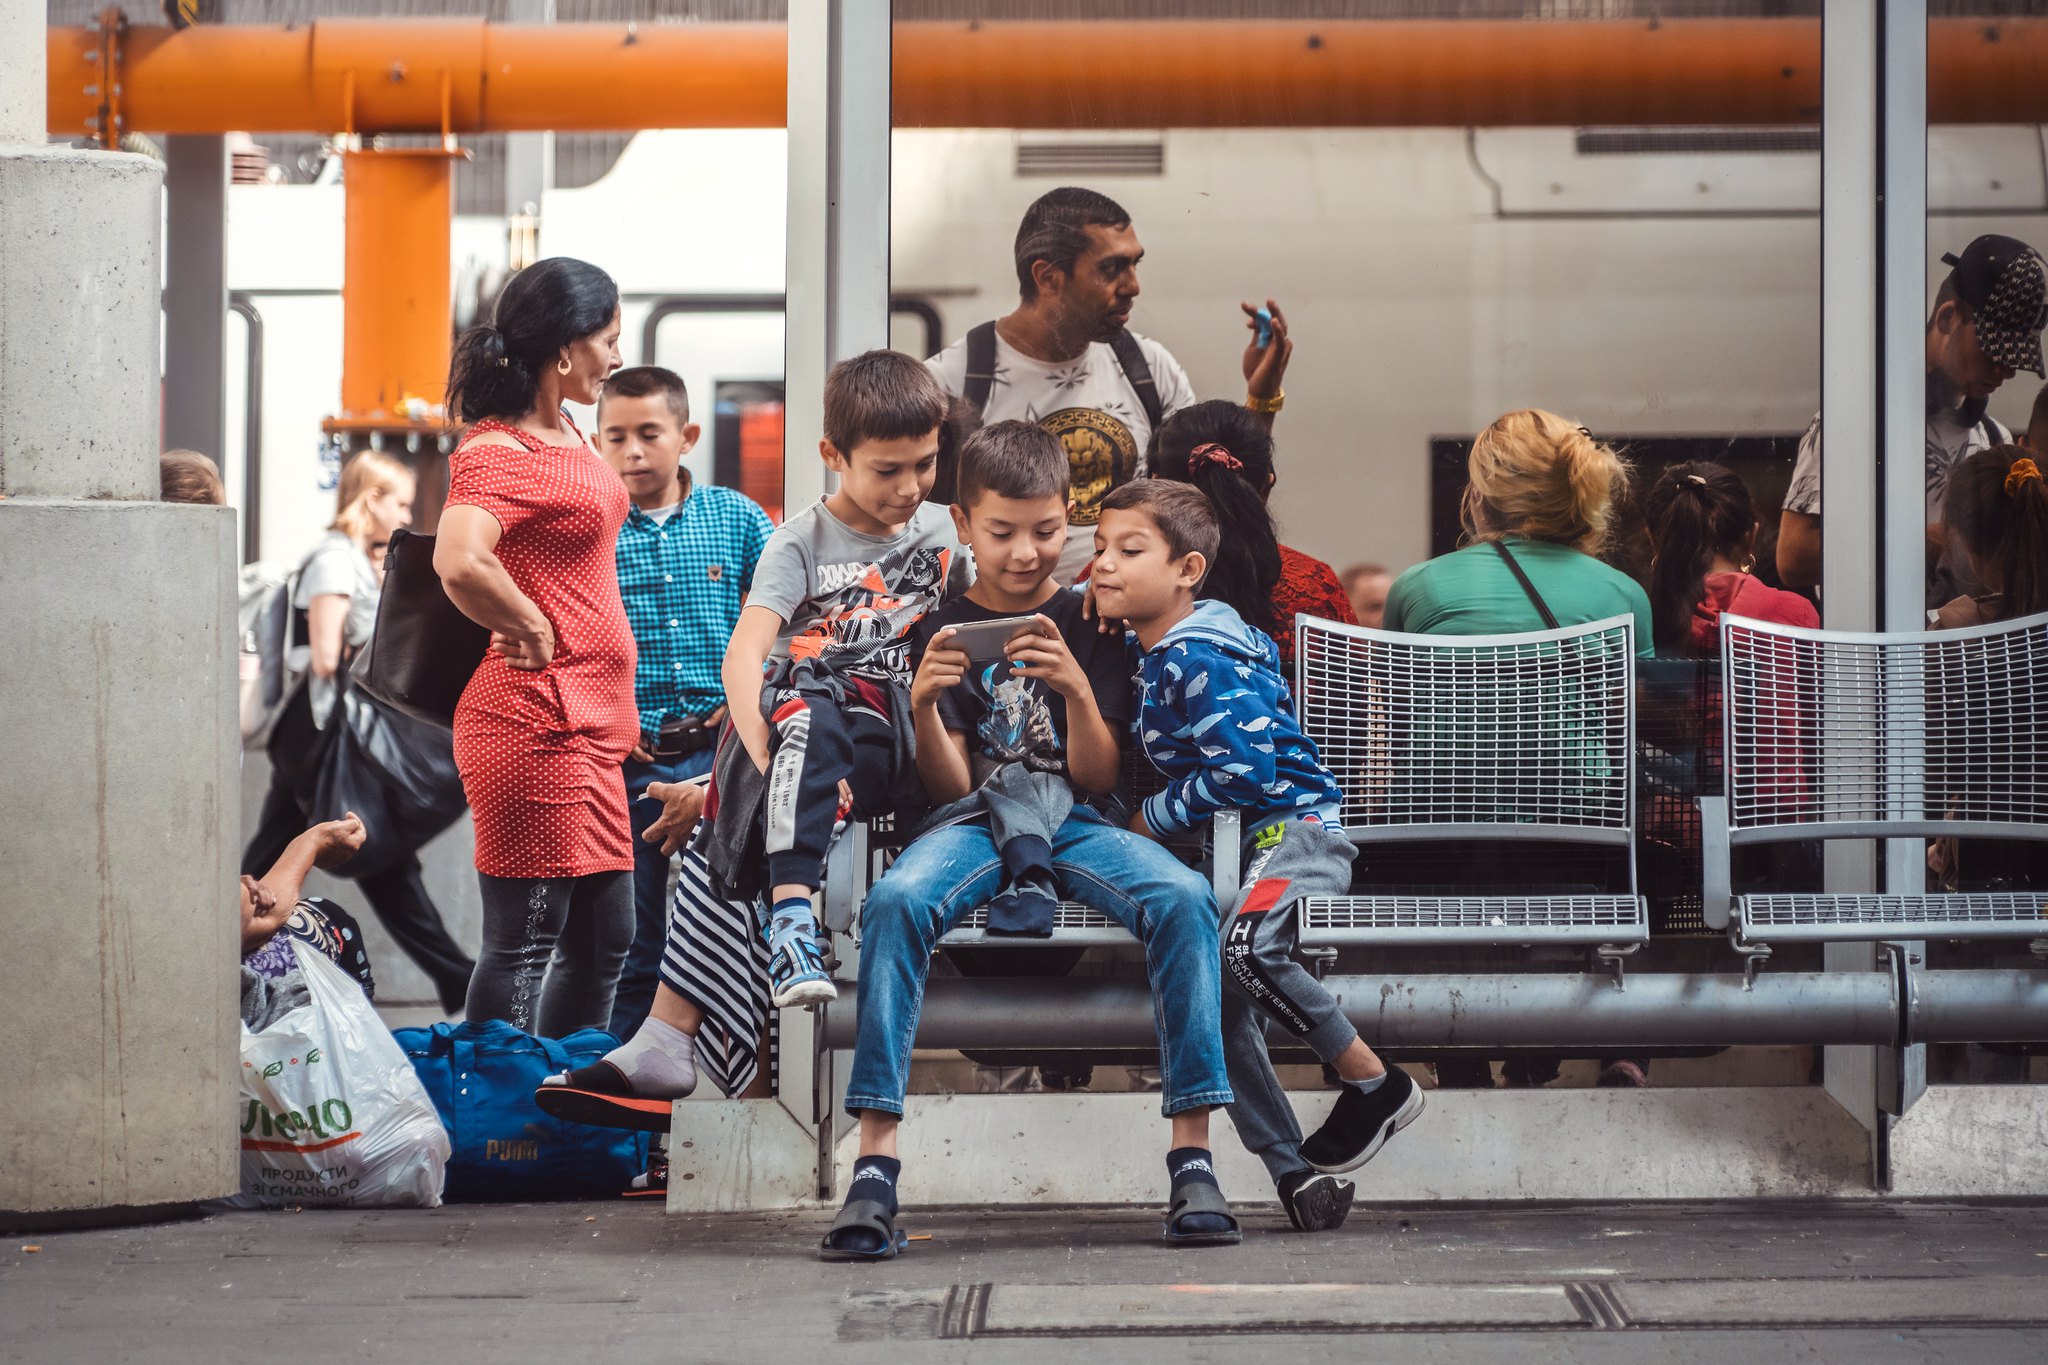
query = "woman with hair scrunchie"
xmin=1138 ymin=398 xmax=1358 ymax=673
xmin=436 ymin=257 xmax=638 ymax=1037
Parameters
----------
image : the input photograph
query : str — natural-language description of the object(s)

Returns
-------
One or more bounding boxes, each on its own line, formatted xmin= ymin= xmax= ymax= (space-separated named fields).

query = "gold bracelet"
xmin=1244 ymin=390 xmax=1285 ymax=415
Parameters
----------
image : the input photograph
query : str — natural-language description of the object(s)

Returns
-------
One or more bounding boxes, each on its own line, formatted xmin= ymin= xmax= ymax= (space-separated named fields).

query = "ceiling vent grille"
xmin=1015 ymin=139 xmax=1167 ymax=178
xmin=1575 ymin=127 xmax=1823 ymax=156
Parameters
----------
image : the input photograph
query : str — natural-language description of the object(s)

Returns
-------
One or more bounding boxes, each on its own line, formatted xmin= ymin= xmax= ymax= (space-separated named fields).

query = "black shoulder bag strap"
xmin=1489 ymin=540 xmax=1561 ymax=630
xmin=962 ymin=321 xmax=999 ymax=416
xmin=1108 ymin=327 xmax=1166 ymax=430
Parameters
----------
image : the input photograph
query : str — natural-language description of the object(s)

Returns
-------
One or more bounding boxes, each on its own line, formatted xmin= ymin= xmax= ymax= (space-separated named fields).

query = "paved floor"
xmin=5 ymin=1200 xmax=2047 ymax=1363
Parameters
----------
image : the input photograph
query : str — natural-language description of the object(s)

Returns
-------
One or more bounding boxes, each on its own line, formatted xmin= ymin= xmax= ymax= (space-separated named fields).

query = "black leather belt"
xmin=650 ymin=717 xmax=717 ymax=758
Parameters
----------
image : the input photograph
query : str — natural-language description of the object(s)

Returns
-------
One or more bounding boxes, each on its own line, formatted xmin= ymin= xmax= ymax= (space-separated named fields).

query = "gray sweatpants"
xmin=1219 ymin=815 xmax=1360 ymax=1182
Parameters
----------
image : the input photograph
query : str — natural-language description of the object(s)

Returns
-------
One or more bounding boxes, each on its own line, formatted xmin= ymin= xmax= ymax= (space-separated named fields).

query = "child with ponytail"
xmin=1144 ymin=399 xmax=1356 ymax=671
xmin=1642 ymin=462 xmax=1816 ymax=655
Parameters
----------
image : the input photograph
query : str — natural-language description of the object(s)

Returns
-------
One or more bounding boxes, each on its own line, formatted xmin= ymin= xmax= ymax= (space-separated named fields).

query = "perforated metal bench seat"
xmin=937 ymin=903 xmax=1137 ymax=947
xmin=1299 ymin=894 xmax=1650 ymax=947
xmin=1735 ymin=892 xmax=2048 ymax=945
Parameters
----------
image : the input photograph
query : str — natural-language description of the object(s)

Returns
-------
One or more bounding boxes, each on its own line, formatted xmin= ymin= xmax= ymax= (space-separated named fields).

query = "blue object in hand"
xmin=1253 ymin=306 xmax=1274 ymax=349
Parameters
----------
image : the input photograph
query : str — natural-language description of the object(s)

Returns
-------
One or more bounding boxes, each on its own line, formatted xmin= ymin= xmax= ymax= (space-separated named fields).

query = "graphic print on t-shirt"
xmin=970 ymin=660 xmax=1065 ymax=773
xmin=1044 ymin=406 xmax=1141 ymax=526
xmin=787 ymin=544 xmax=957 ymax=685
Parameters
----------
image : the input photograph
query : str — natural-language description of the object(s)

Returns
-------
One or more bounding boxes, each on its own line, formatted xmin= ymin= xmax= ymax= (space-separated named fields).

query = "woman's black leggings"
xmin=467 ymin=871 xmax=634 ymax=1038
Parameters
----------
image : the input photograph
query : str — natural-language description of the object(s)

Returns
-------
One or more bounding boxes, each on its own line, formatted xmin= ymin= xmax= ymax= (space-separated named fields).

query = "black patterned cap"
xmin=1942 ymin=234 xmax=2047 ymax=377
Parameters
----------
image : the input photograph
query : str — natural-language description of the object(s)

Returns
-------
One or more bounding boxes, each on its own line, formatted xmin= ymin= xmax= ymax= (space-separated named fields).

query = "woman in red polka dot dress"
xmin=436 ymin=257 xmax=637 ymax=1036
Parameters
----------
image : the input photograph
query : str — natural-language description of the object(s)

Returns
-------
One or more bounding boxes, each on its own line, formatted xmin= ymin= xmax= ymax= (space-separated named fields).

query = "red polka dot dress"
xmin=445 ymin=418 xmax=639 ymax=878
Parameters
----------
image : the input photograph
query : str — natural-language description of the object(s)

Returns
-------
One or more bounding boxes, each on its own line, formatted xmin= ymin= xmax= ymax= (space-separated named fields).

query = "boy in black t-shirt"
xmin=821 ymin=422 xmax=1240 ymax=1258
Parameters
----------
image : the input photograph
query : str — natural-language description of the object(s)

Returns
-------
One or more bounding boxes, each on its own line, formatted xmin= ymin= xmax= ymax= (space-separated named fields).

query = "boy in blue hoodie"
xmin=1092 ymin=479 xmax=1425 ymax=1232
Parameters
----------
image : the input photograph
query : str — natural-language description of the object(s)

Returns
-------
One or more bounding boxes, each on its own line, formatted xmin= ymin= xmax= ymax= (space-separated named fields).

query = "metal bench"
xmin=1292 ymin=612 xmax=1649 ymax=979
xmin=1698 ymin=610 xmax=2048 ymax=977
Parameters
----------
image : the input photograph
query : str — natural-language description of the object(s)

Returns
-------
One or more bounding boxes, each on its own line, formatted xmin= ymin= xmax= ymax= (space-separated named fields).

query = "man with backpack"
xmin=927 ymin=186 xmax=1296 ymax=582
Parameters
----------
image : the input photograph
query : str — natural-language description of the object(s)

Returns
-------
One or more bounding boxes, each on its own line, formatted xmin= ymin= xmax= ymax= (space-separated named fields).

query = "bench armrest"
xmin=1697 ymin=796 xmax=1732 ymax=931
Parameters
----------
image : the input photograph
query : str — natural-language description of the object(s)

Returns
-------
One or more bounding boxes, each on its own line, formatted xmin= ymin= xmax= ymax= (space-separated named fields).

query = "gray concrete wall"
xmin=0 ymin=0 xmax=39 ymax=146
xmin=0 ymin=501 xmax=241 ymax=1215
xmin=0 ymin=148 xmax=163 ymax=500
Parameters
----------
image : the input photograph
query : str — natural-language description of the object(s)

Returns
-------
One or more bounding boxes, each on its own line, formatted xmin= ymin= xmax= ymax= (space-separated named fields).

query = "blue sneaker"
xmin=766 ymin=908 xmax=837 ymax=1008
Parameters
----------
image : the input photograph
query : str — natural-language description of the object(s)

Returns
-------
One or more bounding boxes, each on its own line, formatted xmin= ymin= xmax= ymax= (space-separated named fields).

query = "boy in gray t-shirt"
xmin=535 ymin=353 xmax=969 ymax=1133
xmin=715 ymin=355 xmax=969 ymax=1008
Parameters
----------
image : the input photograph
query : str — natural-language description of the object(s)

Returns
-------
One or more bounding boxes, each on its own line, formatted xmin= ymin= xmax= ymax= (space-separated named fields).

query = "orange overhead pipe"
xmin=46 ymin=17 xmax=2048 ymax=137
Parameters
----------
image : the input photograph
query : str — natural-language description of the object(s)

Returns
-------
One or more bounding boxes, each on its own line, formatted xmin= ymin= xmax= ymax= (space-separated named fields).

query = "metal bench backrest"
xmin=1294 ymin=613 xmax=1638 ymax=849
xmin=1720 ymin=610 xmax=2048 ymax=845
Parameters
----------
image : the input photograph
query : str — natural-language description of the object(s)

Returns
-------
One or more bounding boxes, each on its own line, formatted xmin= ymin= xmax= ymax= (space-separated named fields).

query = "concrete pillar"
xmin=0 ymin=0 xmax=38 ymax=145
xmin=0 ymin=0 xmax=240 ymax=1224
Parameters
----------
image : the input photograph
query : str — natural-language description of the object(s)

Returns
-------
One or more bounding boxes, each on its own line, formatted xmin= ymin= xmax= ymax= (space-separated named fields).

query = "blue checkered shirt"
xmin=614 ymin=481 xmax=775 ymax=740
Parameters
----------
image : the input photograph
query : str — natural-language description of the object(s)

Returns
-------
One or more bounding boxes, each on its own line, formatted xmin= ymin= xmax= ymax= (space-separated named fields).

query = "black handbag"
xmin=350 ymin=527 xmax=490 ymax=727
xmin=301 ymin=682 xmax=470 ymax=882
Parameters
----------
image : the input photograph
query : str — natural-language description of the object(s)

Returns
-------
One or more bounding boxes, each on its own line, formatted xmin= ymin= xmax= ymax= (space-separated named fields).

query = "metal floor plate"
xmin=944 ymin=1276 xmax=2048 ymax=1338
xmin=963 ymin=1282 xmax=1588 ymax=1336
xmin=1616 ymin=1276 xmax=2048 ymax=1326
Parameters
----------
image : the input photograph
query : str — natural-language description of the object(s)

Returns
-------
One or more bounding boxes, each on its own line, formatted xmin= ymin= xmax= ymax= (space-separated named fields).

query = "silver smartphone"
xmin=936 ymin=614 xmax=1044 ymax=663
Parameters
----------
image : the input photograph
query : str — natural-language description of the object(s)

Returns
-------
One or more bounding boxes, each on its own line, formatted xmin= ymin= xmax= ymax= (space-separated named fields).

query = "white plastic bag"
xmin=232 ymin=941 xmax=450 ymax=1208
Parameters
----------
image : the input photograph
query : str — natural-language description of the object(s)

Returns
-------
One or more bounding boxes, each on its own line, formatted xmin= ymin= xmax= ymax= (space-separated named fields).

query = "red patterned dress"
xmin=1271 ymin=543 xmax=1358 ymax=676
xmin=445 ymin=419 xmax=639 ymax=878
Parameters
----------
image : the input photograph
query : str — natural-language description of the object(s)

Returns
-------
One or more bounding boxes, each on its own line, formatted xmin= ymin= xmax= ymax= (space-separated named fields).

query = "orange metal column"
xmin=333 ymin=147 xmax=460 ymax=427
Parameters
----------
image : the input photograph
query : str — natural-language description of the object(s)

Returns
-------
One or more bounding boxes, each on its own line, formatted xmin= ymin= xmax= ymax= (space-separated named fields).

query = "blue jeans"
xmin=844 ymin=807 xmax=1233 ymax=1119
xmin=608 ymin=749 xmax=715 ymax=1038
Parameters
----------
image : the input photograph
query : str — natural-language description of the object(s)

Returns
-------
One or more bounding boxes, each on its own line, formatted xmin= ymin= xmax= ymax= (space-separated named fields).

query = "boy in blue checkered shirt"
xmin=597 ymin=366 xmax=774 ymax=1037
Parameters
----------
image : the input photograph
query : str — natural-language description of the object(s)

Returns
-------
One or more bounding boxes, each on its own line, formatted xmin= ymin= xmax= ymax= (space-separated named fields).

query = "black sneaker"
xmin=1277 ymin=1168 xmax=1355 ymax=1232
xmin=1299 ymin=1066 xmax=1424 ymax=1174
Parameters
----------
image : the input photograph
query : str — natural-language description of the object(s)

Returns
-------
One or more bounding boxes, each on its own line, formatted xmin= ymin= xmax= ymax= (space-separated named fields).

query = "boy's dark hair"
xmin=447 ymin=256 xmax=618 ymax=423
xmin=1102 ymin=479 xmax=1219 ymax=570
xmin=957 ymin=419 xmax=1069 ymax=509
xmin=1148 ymin=399 xmax=1281 ymax=638
xmin=1641 ymin=461 xmax=1758 ymax=653
xmin=823 ymin=349 xmax=948 ymax=455
xmin=931 ymin=393 xmax=983 ymax=505
xmin=1945 ymin=443 xmax=2048 ymax=618
xmin=601 ymin=365 xmax=691 ymax=426
xmin=1014 ymin=187 xmax=1132 ymax=301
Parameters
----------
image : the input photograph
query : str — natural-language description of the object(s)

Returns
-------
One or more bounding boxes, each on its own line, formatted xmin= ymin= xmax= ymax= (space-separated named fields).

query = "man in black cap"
xmin=1777 ymin=233 xmax=2048 ymax=601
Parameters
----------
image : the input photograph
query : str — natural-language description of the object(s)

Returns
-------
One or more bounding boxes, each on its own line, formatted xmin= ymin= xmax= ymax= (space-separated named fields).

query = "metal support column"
xmin=162 ymin=134 xmax=229 ymax=464
xmin=1819 ymin=0 xmax=1885 ymax=1174
xmin=1879 ymin=0 xmax=1931 ymax=1123
xmin=785 ymin=0 xmax=893 ymax=515
xmin=783 ymin=0 xmax=893 ymax=1198
xmin=503 ymin=0 xmax=554 ymax=272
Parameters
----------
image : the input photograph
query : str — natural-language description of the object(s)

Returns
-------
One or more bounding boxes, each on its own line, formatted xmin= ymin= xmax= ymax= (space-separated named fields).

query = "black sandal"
xmin=1161 ymin=1183 xmax=1243 ymax=1246
xmin=818 ymin=1200 xmax=908 ymax=1261
xmin=533 ymin=1063 xmax=676 ymax=1134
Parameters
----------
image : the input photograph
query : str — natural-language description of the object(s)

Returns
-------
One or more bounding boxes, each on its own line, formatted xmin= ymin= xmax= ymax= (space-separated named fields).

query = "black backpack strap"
xmin=1489 ymin=540 xmax=1561 ymax=630
xmin=1108 ymin=327 xmax=1165 ymax=430
xmin=962 ymin=321 xmax=999 ymax=416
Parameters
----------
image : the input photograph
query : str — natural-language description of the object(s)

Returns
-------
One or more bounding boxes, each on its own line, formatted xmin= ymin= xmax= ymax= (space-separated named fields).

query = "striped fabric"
xmin=660 ymin=848 xmax=773 ymax=1097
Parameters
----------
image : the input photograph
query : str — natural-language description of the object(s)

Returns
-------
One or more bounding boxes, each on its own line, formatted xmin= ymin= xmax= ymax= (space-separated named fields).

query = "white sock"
xmin=605 ymin=1017 xmax=697 ymax=1097
xmin=1343 ymin=1071 xmax=1388 ymax=1096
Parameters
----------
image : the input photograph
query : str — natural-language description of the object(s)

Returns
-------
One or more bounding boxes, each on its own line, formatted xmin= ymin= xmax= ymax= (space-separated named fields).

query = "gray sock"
xmin=1343 ymin=1071 xmax=1387 ymax=1096
xmin=604 ymin=1017 xmax=698 ymax=1098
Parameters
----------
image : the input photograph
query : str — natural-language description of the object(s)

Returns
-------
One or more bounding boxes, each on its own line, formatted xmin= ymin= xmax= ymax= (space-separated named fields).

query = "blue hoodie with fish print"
xmin=1131 ymin=599 xmax=1345 ymax=838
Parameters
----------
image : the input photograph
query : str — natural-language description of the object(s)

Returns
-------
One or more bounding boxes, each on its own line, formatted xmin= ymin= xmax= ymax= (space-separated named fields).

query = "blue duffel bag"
xmin=393 ymin=1020 xmax=651 ymax=1202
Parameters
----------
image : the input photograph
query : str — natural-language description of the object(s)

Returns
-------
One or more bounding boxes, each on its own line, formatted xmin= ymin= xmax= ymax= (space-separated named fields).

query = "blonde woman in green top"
xmin=1381 ymin=409 xmax=1651 ymax=1091
xmin=1384 ymin=409 xmax=1653 ymax=656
